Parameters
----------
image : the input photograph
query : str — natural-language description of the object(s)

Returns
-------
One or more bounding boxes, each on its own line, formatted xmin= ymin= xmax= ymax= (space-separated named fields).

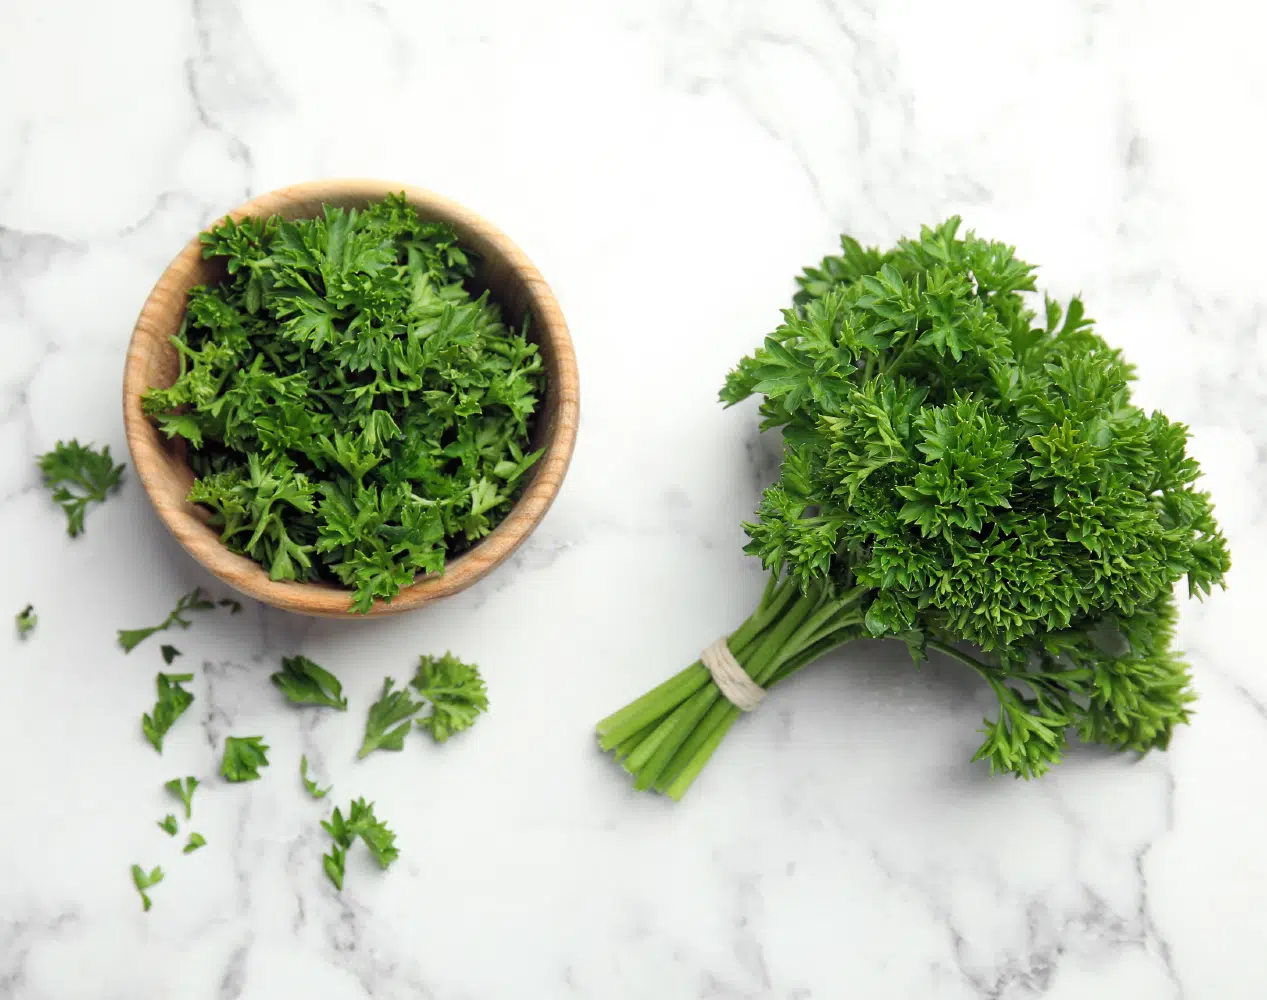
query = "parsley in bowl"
xmin=124 ymin=180 xmax=578 ymax=616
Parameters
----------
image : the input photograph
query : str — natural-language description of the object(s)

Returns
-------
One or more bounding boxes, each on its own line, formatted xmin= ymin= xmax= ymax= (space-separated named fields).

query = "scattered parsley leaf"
xmin=15 ymin=604 xmax=36 ymax=638
xmin=165 ymin=776 xmax=199 ymax=819
xmin=157 ymin=814 xmax=179 ymax=836
xmin=411 ymin=652 xmax=488 ymax=743
xmin=118 ymin=587 xmax=217 ymax=653
xmin=300 ymin=755 xmax=330 ymax=799
xmin=357 ymin=677 xmax=422 ymax=758
xmin=37 ymin=440 xmax=124 ymax=537
xmin=218 ymin=598 xmax=243 ymax=613
xmin=142 ymin=673 xmax=195 ymax=753
xmin=141 ymin=195 xmax=544 ymax=613
xmin=272 ymin=655 xmax=348 ymax=710
xmin=323 ymin=843 xmax=346 ymax=890
xmin=160 ymin=644 xmax=182 ymax=665
xmin=131 ymin=864 xmax=163 ymax=912
xmin=183 ymin=832 xmax=206 ymax=854
xmin=220 ymin=736 xmax=270 ymax=782
xmin=321 ymin=797 xmax=398 ymax=890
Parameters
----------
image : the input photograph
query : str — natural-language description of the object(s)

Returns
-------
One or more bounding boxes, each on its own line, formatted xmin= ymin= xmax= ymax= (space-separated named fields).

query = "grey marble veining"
xmin=1 ymin=1 xmax=1265 ymax=997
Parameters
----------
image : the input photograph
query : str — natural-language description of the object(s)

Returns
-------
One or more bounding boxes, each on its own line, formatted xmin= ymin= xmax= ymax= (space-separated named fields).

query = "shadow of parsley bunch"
xmin=143 ymin=195 xmax=543 ymax=612
xmin=597 ymin=217 xmax=1230 ymax=798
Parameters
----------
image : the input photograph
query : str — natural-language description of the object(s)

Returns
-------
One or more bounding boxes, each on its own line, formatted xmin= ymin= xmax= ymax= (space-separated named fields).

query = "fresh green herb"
xmin=597 ymin=218 xmax=1230 ymax=799
xmin=118 ymin=587 xmax=217 ymax=653
xmin=157 ymin=814 xmax=179 ymax=836
xmin=220 ymin=736 xmax=270 ymax=782
xmin=323 ymin=843 xmax=347 ymax=890
xmin=183 ymin=832 xmax=206 ymax=853
xmin=37 ymin=440 xmax=124 ymax=537
xmin=412 ymin=652 xmax=488 ymax=743
xmin=300 ymin=755 xmax=330 ymax=799
xmin=165 ymin=776 xmax=199 ymax=819
xmin=15 ymin=604 xmax=36 ymax=638
xmin=142 ymin=673 xmax=195 ymax=753
xmin=272 ymin=655 xmax=348 ymax=710
xmin=160 ymin=644 xmax=182 ymax=665
xmin=321 ymin=797 xmax=398 ymax=890
xmin=218 ymin=598 xmax=242 ymax=613
xmin=357 ymin=677 xmax=422 ymax=758
xmin=140 ymin=194 xmax=544 ymax=613
xmin=131 ymin=864 xmax=163 ymax=911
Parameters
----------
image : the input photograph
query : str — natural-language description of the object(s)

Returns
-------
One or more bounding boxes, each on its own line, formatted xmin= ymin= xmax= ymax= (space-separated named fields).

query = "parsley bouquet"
xmin=143 ymin=195 xmax=543 ymax=612
xmin=597 ymin=219 xmax=1230 ymax=799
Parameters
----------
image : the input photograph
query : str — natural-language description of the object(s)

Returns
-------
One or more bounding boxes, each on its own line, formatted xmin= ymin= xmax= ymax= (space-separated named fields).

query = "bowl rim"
xmin=122 ymin=177 xmax=579 ymax=617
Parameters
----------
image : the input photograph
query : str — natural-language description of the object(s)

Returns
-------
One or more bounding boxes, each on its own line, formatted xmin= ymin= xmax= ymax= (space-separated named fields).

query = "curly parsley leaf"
xmin=142 ymin=194 xmax=544 ymax=613
xmin=142 ymin=673 xmax=195 ymax=753
xmin=183 ymin=832 xmax=207 ymax=854
xmin=272 ymin=655 xmax=348 ymax=710
xmin=412 ymin=652 xmax=488 ymax=743
xmin=220 ymin=736 xmax=270 ymax=782
xmin=118 ymin=587 xmax=218 ymax=653
xmin=37 ymin=440 xmax=125 ymax=537
xmin=15 ymin=604 xmax=36 ymax=638
xmin=165 ymin=776 xmax=199 ymax=819
xmin=357 ymin=677 xmax=422 ymax=758
xmin=321 ymin=797 xmax=398 ymax=890
xmin=160 ymin=644 xmax=182 ymax=665
xmin=157 ymin=814 xmax=179 ymax=837
xmin=131 ymin=864 xmax=163 ymax=911
xmin=300 ymin=755 xmax=330 ymax=799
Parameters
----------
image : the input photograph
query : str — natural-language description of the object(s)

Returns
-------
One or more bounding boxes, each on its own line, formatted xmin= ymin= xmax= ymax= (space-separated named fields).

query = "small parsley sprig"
xmin=141 ymin=195 xmax=545 ymax=613
xmin=184 ymin=832 xmax=207 ymax=854
xmin=142 ymin=673 xmax=195 ymax=753
xmin=300 ymin=755 xmax=330 ymax=799
xmin=131 ymin=864 xmax=164 ymax=912
xmin=412 ymin=653 xmax=488 ymax=743
xmin=157 ymin=815 xmax=179 ymax=837
xmin=165 ymin=776 xmax=199 ymax=819
xmin=272 ymin=655 xmax=347 ymax=710
xmin=15 ymin=604 xmax=36 ymax=638
xmin=321 ymin=798 xmax=398 ymax=890
xmin=119 ymin=587 xmax=217 ymax=653
xmin=37 ymin=440 xmax=124 ymax=537
xmin=221 ymin=736 xmax=269 ymax=782
xmin=357 ymin=677 xmax=422 ymax=758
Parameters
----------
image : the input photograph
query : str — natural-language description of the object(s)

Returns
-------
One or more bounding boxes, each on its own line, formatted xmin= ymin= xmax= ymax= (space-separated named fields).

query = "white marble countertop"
xmin=2 ymin=2 xmax=1265 ymax=998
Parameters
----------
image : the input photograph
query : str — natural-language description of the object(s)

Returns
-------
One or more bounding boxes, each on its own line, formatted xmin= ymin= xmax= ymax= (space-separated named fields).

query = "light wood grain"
xmin=122 ymin=179 xmax=580 ymax=618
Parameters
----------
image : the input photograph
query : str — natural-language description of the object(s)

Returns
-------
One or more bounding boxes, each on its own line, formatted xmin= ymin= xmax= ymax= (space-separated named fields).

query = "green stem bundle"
xmin=595 ymin=576 xmax=868 ymax=800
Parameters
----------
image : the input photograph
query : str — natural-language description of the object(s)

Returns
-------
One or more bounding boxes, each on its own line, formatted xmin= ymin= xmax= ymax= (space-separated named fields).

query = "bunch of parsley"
xmin=143 ymin=195 xmax=544 ymax=611
xmin=597 ymin=218 xmax=1230 ymax=799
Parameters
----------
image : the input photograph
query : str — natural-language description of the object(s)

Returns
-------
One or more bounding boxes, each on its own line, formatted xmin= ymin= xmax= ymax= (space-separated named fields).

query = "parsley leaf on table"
xmin=412 ymin=652 xmax=488 ymax=743
xmin=37 ymin=440 xmax=124 ymax=537
xmin=15 ymin=604 xmax=36 ymax=638
xmin=221 ymin=736 xmax=270 ymax=782
xmin=118 ymin=587 xmax=217 ymax=653
xmin=272 ymin=655 xmax=347 ymax=710
xmin=160 ymin=645 xmax=182 ymax=665
xmin=157 ymin=814 xmax=178 ymax=837
xmin=131 ymin=864 xmax=164 ymax=912
xmin=184 ymin=832 xmax=207 ymax=854
xmin=165 ymin=776 xmax=199 ymax=819
xmin=141 ymin=194 xmax=545 ymax=613
xmin=142 ymin=673 xmax=195 ymax=753
xmin=357 ymin=677 xmax=422 ymax=758
xmin=321 ymin=797 xmax=398 ymax=890
xmin=300 ymin=755 xmax=330 ymax=799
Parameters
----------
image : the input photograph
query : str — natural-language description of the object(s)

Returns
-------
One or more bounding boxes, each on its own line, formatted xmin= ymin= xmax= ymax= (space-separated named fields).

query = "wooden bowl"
xmin=122 ymin=179 xmax=579 ymax=617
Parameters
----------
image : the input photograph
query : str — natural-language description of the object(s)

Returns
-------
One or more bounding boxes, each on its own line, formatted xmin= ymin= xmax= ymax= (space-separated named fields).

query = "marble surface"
xmin=2 ymin=1 xmax=1265 ymax=997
